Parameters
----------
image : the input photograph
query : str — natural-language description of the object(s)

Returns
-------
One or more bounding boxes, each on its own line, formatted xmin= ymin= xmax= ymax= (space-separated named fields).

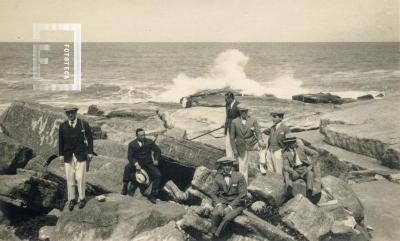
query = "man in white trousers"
xmin=263 ymin=112 xmax=290 ymax=175
xmin=223 ymin=92 xmax=241 ymax=158
xmin=58 ymin=104 xmax=94 ymax=211
xmin=230 ymin=104 xmax=266 ymax=182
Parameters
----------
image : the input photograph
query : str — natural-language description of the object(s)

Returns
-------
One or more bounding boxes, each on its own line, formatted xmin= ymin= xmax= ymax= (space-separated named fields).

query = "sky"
xmin=0 ymin=0 xmax=398 ymax=42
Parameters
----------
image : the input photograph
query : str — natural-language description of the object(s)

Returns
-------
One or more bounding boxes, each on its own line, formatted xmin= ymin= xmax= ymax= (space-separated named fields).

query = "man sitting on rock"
xmin=122 ymin=128 xmax=161 ymax=204
xmin=282 ymin=137 xmax=321 ymax=201
xmin=209 ymin=157 xmax=247 ymax=238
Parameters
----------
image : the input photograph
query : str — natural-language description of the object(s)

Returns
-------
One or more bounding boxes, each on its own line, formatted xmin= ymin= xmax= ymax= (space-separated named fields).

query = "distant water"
xmin=0 ymin=42 xmax=399 ymax=110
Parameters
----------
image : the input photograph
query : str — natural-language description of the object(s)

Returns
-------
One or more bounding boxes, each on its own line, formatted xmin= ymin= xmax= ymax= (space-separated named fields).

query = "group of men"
xmin=56 ymin=92 xmax=321 ymax=238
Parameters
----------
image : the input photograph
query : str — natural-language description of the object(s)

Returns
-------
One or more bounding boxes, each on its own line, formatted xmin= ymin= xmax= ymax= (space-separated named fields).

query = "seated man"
xmin=210 ymin=157 xmax=247 ymax=238
xmin=122 ymin=128 xmax=161 ymax=204
xmin=282 ymin=137 xmax=321 ymax=200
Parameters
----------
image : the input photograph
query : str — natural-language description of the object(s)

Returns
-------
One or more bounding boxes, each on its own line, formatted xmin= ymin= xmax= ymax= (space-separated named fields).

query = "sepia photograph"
xmin=0 ymin=0 xmax=399 ymax=240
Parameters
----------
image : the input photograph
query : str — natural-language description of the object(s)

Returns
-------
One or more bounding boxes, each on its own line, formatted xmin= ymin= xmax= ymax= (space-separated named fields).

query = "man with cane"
xmin=57 ymin=104 xmax=94 ymax=211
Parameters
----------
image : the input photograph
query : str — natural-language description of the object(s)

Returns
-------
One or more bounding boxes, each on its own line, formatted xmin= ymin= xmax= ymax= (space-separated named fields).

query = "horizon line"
xmin=1 ymin=41 xmax=399 ymax=43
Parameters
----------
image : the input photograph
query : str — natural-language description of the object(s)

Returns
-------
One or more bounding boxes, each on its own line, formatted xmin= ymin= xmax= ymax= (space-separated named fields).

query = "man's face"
xmin=65 ymin=110 xmax=77 ymax=121
xmin=137 ymin=130 xmax=146 ymax=142
xmin=222 ymin=163 xmax=233 ymax=174
xmin=240 ymin=110 xmax=248 ymax=119
xmin=272 ymin=115 xmax=282 ymax=124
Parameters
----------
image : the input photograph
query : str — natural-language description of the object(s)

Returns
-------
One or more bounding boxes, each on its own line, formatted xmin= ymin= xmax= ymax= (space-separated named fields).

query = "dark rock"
xmin=0 ymin=101 xmax=106 ymax=157
xmin=279 ymin=194 xmax=334 ymax=241
xmin=0 ymin=133 xmax=34 ymax=174
xmin=87 ymin=105 xmax=104 ymax=116
xmin=53 ymin=193 xmax=187 ymax=241
xmin=106 ymin=109 xmax=157 ymax=120
xmin=292 ymin=93 xmax=344 ymax=104
xmin=356 ymin=94 xmax=374 ymax=100
xmin=0 ymin=169 xmax=60 ymax=210
xmin=248 ymin=171 xmax=286 ymax=207
xmin=321 ymin=176 xmax=364 ymax=223
xmin=156 ymin=135 xmax=224 ymax=169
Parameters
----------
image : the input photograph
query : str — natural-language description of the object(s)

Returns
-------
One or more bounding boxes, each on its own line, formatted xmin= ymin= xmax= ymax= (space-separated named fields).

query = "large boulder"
xmin=0 ymin=169 xmax=60 ymax=210
xmin=0 ymin=133 xmax=34 ymax=174
xmin=320 ymin=96 xmax=400 ymax=169
xmin=191 ymin=166 xmax=218 ymax=196
xmin=93 ymin=139 xmax=127 ymax=159
xmin=53 ymin=194 xmax=187 ymax=241
xmin=321 ymin=176 xmax=364 ymax=223
xmin=248 ymin=171 xmax=286 ymax=206
xmin=0 ymin=101 xmax=106 ymax=158
xmin=131 ymin=221 xmax=187 ymax=241
xmin=279 ymin=194 xmax=334 ymax=241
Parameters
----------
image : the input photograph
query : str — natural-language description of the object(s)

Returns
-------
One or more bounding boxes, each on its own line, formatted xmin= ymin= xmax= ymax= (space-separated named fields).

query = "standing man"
xmin=210 ymin=157 xmax=247 ymax=238
xmin=122 ymin=128 xmax=161 ymax=204
xmin=282 ymin=137 xmax=321 ymax=201
xmin=264 ymin=112 xmax=290 ymax=175
xmin=230 ymin=104 xmax=266 ymax=182
xmin=223 ymin=91 xmax=240 ymax=158
xmin=58 ymin=104 xmax=94 ymax=211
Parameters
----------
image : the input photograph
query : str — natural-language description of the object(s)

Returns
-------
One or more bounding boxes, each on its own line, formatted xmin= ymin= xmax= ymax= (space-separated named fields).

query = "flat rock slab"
xmin=53 ymin=194 xmax=187 ymax=241
xmin=279 ymin=194 xmax=334 ymax=241
xmin=320 ymin=95 xmax=400 ymax=169
xmin=352 ymin=180 xmax=400 ymax=241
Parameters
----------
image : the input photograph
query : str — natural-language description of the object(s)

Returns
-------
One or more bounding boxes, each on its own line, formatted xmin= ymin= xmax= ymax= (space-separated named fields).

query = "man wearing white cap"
xmin=58 ymin=104 xmax=94 ymax=211
xmin=230 ymin=104 xmax=266 ymax=182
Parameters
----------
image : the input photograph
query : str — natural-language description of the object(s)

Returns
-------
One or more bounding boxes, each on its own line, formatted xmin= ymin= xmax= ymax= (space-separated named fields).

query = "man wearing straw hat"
xmin=230 ymin=103 xmax=266 ymax=182
xmin=210 ymin=156 xmax=247 ymax=238
xmin=58 ymin=104 xmax=94 ymax=211
xmin=122 ymin=128 xmax=161 ymax=204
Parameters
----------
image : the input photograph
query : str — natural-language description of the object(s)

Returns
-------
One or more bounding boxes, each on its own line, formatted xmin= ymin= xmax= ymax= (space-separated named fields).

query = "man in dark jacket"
xmin=223 ymin=92 xmax=240 ymax=158
xmin=122 ymin=128 xmax=161 ymax=204
xmin=58 ymin=104 xmax=94 ymax=211
xmin=210 ymin=157 xmax=247 ymax=238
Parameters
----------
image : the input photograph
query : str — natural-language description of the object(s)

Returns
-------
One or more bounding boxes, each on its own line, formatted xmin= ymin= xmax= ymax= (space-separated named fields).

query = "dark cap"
xmin=63 ymin=104 xmax=79 ymax=112
xmin=237 ymin=104 xmax=249 ymax=111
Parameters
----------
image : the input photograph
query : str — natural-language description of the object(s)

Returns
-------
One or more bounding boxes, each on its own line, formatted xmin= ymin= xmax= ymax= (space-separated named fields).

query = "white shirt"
xmin=68 ymin=119 xmax=77 ymax=128
xmin=138 ymin=141 xmax=143 ymax=147
xmin=224 ymin=171 xmax=233 ymax=186
xmin=294 ymin=149 xmax=303 ymax=166
xmin=241 ymin=117 xmax=246 ymax=126
xmin=230 ymin=99 xmax=236 ymax=109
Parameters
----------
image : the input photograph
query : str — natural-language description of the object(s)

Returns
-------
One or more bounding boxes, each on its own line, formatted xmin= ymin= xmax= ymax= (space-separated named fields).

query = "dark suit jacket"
xmin=224 ymin=100 xmax=240 ymax=135
xmin=265 ymin=122 xmax=290 ymax=152
xmin=230 ymin=117 xmax=263 ymax=157
xmin=127 ymin=138 xmax=161 ymax=166
xmin=210 ymin=171 xmax=247 ymax=208
xmin=58 ymin=118 xmax=93 ymax=162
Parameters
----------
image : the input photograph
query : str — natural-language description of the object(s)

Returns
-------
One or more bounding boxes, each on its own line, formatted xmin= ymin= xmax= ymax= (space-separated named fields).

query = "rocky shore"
xmin=0 ymin=91 xmax=399 ymax=241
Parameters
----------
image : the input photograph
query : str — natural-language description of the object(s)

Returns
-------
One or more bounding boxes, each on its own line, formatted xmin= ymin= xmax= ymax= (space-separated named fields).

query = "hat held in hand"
xmin=135 ymin=169 xmax=150 ymax=185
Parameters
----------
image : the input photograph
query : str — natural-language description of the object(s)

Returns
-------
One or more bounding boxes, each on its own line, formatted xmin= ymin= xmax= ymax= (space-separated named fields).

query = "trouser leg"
xmin=74 ymin=155 xmax=86 ymax=201
xmin=238 ymin=151 xmax=248 ymax=183
xmin=123 ymin=163 xmax=134 ymax=183
xmin=266 ymin=149 xmax=274 ymax=172
xmin=215 ymin=206 xmax=245 ymax=237
xmin=259 ymin=148 xmax=267 ymax=174
xmin=144 ymin=164 xmax=161 ymax=196
xmin=210 ymin=205 xmax=225 ymax=234
xmin=64 ymin=160 xmax=76 ymax=201
xmin=272 ymin=149 xmax=283 ymax=176
xmin=305 ymin=170 xmax=314 ymax=192
xmin=225 ymin=132 xmax=234 ymax=158
xmin=283 ymin=170 xmax=293 ymax=189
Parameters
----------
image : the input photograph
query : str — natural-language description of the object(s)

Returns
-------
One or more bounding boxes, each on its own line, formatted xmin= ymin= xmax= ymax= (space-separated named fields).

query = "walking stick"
xmin=188 ymin=126 xmax=224 ymax=141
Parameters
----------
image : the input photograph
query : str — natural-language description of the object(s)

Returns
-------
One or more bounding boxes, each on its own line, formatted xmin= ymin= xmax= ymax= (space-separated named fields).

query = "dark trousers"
xmin=284 ymin=165 xmax=314 ymax=191
xmin=123 ymin=162 xmax=161 ymax=196
xmin=210 ymin=204 xmax=245 ymax=237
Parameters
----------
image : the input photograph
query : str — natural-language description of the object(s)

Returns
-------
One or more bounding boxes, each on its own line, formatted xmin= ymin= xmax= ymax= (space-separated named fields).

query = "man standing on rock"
xmin=210 ymin=157 xmax=247 ymax=238
xmin=122 ymin=128 xmax=161 ymax=204
xmin=263 ymin=112 xmax=290 ymax=175
xmin=223 ymin=91 xmax=241 ymax=158
xmin=230 ymin=104 xmax=266 ymax=182
xmin=58 ymin=104 xmax=94 ymax=211
xmin=282 ymin=137 xmax=321 ymax=201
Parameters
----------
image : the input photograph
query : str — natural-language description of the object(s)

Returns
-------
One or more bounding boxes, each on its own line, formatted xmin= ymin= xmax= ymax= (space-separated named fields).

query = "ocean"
xmin=0 ymin=42 xmax=399 ymax=111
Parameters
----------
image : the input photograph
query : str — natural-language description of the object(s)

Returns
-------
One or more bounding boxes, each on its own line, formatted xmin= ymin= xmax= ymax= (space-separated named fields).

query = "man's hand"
xmin=135 ymin=163 xmax=141 ymax=170
xmin=224 ymin=205 xmax=233 ymax=214
xmin=88 ymin=154 xmax=93 ymax=161
xmin=59 ymin=156 xmax=64 ymax=162
xmin=153 ymin=160 xmax=159 ymax=166
xmin=215 ymin=203 xmax=224 ymax=214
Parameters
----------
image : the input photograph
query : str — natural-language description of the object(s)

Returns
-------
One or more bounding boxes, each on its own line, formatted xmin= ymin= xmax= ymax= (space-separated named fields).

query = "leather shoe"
xmin=78 ymin=199 xmax=86 ymax=209
xmin=148 ymin=196 xmax=157 ymax=204
xmin=68 ymin=200 xmax=76 ymax=211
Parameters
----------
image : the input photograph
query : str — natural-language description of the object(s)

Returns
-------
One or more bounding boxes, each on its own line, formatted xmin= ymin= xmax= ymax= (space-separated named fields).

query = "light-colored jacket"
xmin=230 ymin=117 xmax=263 ymax=157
